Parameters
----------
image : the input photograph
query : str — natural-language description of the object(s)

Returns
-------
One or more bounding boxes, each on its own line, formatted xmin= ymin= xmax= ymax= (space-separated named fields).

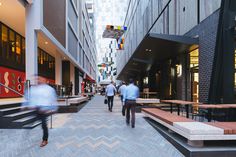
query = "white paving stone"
xmin=173 ymin=122 xmax=224 ymax=135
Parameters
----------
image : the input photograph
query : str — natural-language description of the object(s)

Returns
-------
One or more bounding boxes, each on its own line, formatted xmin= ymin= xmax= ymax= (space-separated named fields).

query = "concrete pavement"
xmin=0 ymin=95 xmax=184 ymax=157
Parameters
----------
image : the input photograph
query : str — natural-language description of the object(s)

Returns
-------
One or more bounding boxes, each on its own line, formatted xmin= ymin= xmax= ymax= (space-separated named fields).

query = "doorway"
xmin=191 ymin=67 xmax=199 ymax=102
xmin=190 ymin=49 xmax=199 ymax=102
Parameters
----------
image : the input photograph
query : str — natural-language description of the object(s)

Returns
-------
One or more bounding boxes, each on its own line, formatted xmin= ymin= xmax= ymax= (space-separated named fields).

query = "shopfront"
xmin=0 ymin=22 xmax=55 ymax=98
xmin=190 ymin=49 xmax=199 ymax=102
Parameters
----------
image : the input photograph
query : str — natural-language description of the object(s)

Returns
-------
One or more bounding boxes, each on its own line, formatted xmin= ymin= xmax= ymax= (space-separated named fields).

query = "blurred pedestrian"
xmin=105 ymin=81 xmax=117 ymax=112
xmin=123 ymin=79 xmax=139 ymax=128
xmin=118 ymin=81 xmax=126 ymax=116
xmin=23 ymin=76 xmax=58 ymax=147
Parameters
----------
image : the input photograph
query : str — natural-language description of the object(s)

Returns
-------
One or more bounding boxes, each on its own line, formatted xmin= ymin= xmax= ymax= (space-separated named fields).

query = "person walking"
xmin=105 ymin=81 xmax=117 ymax=112
xmin=23 ymin=76 xmax=58 ymax=147
xmin=118 ymin=81 xmax=126 ymax=116
xmin=123 ymin=79 xmax=139 ymax=128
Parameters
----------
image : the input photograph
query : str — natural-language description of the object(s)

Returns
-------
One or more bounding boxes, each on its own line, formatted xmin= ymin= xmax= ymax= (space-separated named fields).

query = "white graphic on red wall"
xmin=0 ymin=67 xmax=25 ymax=98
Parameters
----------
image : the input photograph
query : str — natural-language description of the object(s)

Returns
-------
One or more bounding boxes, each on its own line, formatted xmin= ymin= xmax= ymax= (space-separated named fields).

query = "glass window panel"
xmin=22 ymin=38 xmax=25 ymax=65
xmin=2 ymin=25 xmax=8 ymax=59
xmin=9 ymin=30 xmax=15 ymax=61
xmin=9 ymin=30 xmax=16 ymax=59
xmin=190 ymin=49 xmax=199 ymax=68
xmin=16 ymin=34 xmax=21 ymax=64
xmin=68 ymin=0 xmax=78 ymax=32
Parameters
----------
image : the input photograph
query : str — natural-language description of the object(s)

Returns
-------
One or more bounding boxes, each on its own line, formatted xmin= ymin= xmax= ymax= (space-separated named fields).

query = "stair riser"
xmin=0 ymin=103 xmax=21 ymax=110
xmin=3 ymin=111 xmax=36 ymax=121
xmin=23 ymin=122 xmax=42 ymax=129
xmin=11 ymin=117 xmax=39 ymax=128
xmin=0 ymin=108 xmax=22 ymax=116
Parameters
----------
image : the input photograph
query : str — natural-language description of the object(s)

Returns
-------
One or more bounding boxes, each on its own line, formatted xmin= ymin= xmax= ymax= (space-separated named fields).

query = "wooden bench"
xmin=206 ymin=122 xmax=236 ymax=134
xmin=142 ymin=108 xmax=236 ymax=147
xmin=57 ymin=97 xmax=89 ymax=113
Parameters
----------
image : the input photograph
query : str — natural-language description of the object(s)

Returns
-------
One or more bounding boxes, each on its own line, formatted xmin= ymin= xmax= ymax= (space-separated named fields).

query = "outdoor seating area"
xmin=57 ymin=95 xmax=90 ymax=113
xmin=142 ymin=108 xmax=236 ymax=147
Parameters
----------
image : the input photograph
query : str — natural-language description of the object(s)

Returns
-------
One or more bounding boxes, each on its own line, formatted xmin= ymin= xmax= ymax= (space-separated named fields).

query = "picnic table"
xmin=161 ymin=100 xmax=199 ymax=118
xmin=136 ymin=98 xmax=160 ymax=104
xmin=140 ymin=92 xmax=158 ymax=98
xmin=133 ymin=98 xmax=161 ymax=112
xmin=198 ymin=104 xmax=236 ymax=122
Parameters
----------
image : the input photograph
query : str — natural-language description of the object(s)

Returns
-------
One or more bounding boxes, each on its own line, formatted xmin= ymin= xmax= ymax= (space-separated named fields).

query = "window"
xmin=68 ymin=25 xmax=77 ymax=59
xmin=190 ymin=49 xmax=199 ymax=68
xmin=1 ymin=25 xmax=8 ymax=59
xmin=16 ymin=34 xmax=21 ymax=64
xmin=22 ymin=38 xmax=25 ymax=65
xmin=0 ymin=23 xmax=24 ymax=71
xmin=9 ymin=30 xmax=15 ymax=62
xmin=38 ymin=48 xmax=55 ymax=80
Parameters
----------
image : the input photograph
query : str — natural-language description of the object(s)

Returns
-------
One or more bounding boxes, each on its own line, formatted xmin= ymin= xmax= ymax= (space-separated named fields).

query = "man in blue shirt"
xmin=123 ymin=78 xmax=139 ymax=128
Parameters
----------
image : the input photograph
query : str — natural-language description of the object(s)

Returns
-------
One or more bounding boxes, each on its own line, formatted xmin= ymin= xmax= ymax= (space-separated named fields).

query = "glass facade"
xmin=117 ymin=0 xmax=221 ymax=75
xmin=0 ymin=22 xmax=25 ymax=71
xmin=190 ymin=48 xmax=199 ymax=102
xmin=190 ymin=49 xmax=199 ymax=68
xmin=93 ymin=0 xmax=128 ymax=81
xmin=0 ymin=22 xmax=55 ymax=80
xmin=38 ymin=48 xmax=55 ymax=80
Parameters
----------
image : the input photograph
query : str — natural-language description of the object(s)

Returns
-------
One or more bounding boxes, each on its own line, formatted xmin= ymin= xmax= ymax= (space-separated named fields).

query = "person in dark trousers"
xmin=68 ymin=81 xmax=73 ymax=96
xmin=123 ymin=78 xmax=139 ymax=128
xmin=23 ymin=76 xmax=58 ymax=147
xmin=37 ymin=112 xmax=48 ymax=146
xmin=118 ymin=81 xmax=126 ymax=116
xmin=105 ymin=81 xmax=117 ymax=112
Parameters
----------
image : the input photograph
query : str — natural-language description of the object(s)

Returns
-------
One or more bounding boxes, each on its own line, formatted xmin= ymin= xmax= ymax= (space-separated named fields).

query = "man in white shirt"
xmin=118 ymin=81 xmax=126 ymax=116
xmin=23 ymin=76 xmax=58 ymax=147
xmin=105 ymin=81 xmax=117 ymax=112
xmin=123 ymin=78 xmax=139 ymax=128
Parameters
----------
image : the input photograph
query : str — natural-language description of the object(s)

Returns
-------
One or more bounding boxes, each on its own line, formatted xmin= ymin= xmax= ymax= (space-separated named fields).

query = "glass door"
xmin=190 ymin=49 xmax=199 ymax=102
xmin=191 ymin=67 xmax=199 ymax=102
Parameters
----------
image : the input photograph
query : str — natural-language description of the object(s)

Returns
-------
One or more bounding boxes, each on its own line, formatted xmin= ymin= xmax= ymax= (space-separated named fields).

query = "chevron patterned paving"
xmin=0 ymin=95 xmax=184 ymax=157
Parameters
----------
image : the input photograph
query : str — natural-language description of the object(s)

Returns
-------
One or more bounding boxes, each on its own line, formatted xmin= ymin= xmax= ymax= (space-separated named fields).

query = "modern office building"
xmin=0 ymin=0 xmax=97 ymax=98
xmin=117 ymin=0 xmax=236 ymax=103
xmin=93 ymin=0 xmax=128 ymax=82
xmin=100 ymin=40 xmax=117 ymax=80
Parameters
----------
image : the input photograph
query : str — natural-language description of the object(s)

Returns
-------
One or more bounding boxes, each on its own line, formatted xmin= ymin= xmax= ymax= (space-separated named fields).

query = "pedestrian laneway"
xmin=0 ymin=95 xmax=184 ymax=157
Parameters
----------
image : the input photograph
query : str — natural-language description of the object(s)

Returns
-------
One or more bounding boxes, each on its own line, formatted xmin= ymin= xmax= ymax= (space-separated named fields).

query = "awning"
xmin=85 ymin=74 xmax=95 ymax=83
xmin=117 ymin=33 xmax=198 ymax=80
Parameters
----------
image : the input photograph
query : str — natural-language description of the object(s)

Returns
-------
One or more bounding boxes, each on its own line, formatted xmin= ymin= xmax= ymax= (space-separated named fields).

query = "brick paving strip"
xmin=0 ymin=95 xmax=184 ymax=157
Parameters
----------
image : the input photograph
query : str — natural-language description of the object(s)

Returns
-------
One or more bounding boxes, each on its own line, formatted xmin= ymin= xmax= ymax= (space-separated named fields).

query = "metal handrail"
xmin=0 ymin=82 xmax=24 ymax=97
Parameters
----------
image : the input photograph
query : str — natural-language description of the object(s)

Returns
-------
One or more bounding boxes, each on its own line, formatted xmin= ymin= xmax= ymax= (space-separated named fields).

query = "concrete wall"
xmin=43 ymin=0 xmax=66 ymax=47
xmin=55 ymin=52 xmax=62 ymax=85
xmin=70 ymin=63 xmax=75 ymax=95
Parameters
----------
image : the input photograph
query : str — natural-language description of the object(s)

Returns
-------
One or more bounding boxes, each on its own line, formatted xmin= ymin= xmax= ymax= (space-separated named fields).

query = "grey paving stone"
xmin=0 ymin=95 xmax=184 ymax=157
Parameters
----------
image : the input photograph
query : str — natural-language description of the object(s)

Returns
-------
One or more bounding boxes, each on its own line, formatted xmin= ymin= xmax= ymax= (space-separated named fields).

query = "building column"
xmin=70 ymin=63 xmax=75 ymax=95
xmin=25 ymin=0 xmax=42 ymax=84
xmin=55 ymin=53 xmax=62 ymax=85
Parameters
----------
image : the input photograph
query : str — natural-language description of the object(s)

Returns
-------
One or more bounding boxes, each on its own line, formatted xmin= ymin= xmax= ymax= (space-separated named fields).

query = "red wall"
xmin=0 ymin=67 xmax=55 ymax=98
xmin=0 ymin=66 xmax=25 ymax=98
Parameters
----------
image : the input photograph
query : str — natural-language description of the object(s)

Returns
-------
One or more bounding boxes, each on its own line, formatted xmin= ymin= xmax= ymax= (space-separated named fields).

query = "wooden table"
xmin=136 ymin=98 xmax=164 ymax=111
xmin=161 ymin=100 xmax=198 ymax=118
xmin=140 ymin=92 xmax=158 ymax=98
xmin=136 ymin=98 xmax=160 ymax=105
xmin=198 ymin=104 xmax=236 ymax=122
